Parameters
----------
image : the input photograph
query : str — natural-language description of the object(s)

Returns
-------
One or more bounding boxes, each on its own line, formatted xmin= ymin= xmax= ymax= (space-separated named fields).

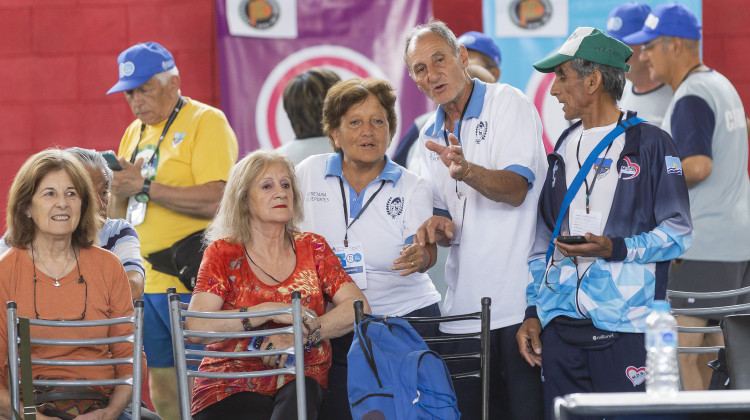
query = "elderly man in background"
xmin=107 ymin=42 xmax=238 ymax=419
xmin=276 ymin=67 xmax=341 ymax=164
xmin=626 ymin=3 xmax=750 ymax=390
xmin=518 ymin=27 xmax=692 ymax=417
xmin=606 ymin=2 xmax=672 ymax=127
xmin=406 ymin=20 xmax=546 ymax=420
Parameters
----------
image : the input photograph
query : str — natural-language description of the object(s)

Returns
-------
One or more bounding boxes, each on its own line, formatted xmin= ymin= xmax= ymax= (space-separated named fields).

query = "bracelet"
xmin=239 ymin=306 xmax=252 ymax=331
xmin=457 ymin=162 xmax=472 ymax=182
xmin=419 ymin=246 xmax=433 ymax=273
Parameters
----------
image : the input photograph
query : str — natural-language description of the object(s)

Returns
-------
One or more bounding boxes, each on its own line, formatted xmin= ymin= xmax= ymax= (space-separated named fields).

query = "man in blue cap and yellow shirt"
xmin=107 ymin=42 xmax=238 ymax=420
xmin=516 ymin=27 xmax=692 ymax=417
xmin=627 ymin=3 xmax=750 ymax=391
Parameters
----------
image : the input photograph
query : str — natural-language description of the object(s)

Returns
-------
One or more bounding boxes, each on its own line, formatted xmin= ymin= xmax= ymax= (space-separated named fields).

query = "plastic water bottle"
xmin=645 ymin=300 xmax=680 ymax=396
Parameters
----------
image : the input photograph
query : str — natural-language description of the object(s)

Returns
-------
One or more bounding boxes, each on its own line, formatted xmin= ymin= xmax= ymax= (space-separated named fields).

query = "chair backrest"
xmin=7 ymin=300 xmax=144 ymax=420
xmin=721 ymin=314 xmax=750 ymax=389
xmin=167 ymin=290 xmax=307 ymax=420
xmin=353 ymin=297 xmax=491 ymax=420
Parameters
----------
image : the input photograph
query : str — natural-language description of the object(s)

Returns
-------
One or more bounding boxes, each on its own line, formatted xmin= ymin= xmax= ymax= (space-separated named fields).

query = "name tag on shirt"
xmin=449 ymin=195 xmax=466 ymax=245
xmin=570 ymin=209 xmax=602 ymax=236
xmin=332 ymin=242 xmax=367 ymax=289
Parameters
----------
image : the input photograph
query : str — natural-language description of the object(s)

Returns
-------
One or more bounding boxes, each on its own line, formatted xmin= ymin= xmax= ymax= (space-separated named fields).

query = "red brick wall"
xmin=0 ymin=0 xmax=218 ymax=230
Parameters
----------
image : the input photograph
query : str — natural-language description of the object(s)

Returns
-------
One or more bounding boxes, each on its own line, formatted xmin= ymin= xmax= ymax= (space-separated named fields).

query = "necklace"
xmin=678 ymin=63 xmax=703 ymax=88
xmin=243 ymin=233 xmax=296 ymax=284
xmin=31 ymin=245 xmax=73 ymax=287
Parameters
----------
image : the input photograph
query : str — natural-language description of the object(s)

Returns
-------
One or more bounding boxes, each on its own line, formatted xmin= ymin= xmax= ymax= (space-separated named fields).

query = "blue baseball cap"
xmin=622 ymin=3 xmax=701 ymax=45
xmin=606 ymin=2 xmax=651 ymax=43
xmin=458 ymin=31 xmax=501 ymax=68
xmin=107 ymin=42 xmax=176 ymax=95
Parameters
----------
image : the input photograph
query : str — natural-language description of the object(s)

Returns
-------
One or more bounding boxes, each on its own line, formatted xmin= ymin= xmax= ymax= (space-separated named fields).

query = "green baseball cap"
xmin=533 ymin=27 xmax=632 ymax=73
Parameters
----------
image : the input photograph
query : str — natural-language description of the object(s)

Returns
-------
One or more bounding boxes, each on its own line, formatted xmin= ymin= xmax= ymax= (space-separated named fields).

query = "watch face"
xmin=134 ymin=192 xmax=150 ymax=203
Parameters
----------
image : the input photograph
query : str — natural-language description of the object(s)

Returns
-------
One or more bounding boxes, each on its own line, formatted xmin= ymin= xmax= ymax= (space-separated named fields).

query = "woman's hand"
xmin=260 ymin=334 xmax=295 ymax=368
xmin=392 ymin=243 xmax=428 ymax=276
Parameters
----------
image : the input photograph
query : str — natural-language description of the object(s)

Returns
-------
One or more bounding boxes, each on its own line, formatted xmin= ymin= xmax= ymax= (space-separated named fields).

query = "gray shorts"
xmin=668 ymin=259 xmax=750 ymax=320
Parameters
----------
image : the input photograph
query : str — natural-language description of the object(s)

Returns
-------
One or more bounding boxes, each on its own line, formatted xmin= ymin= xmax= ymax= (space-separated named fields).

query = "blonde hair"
xmin=6 ymin=149 xmax=101 ymax=249
xmin=205 ymin=150 xmax=303 ymax=245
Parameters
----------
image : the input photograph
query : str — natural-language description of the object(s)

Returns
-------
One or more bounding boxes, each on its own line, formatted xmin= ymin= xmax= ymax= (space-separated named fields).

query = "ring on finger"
xmin=266 ymin=343 xmax=274 ymax=350
xmin=411 ymin=261 xmax=414 ymax=268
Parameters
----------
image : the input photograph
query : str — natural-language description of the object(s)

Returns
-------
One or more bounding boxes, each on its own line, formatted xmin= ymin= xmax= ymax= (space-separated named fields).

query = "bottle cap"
xmin=651 ymin=300 xmax=671 ymax=312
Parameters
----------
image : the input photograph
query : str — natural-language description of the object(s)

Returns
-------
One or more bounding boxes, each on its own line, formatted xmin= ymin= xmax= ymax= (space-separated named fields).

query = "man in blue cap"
xmin=107 ymin=42 xmax=238 ymax=420
xmin=606 ymin=2 xmax=672 ymax=127
xmin=458 ymin=31 xmax=502 ymax=83
xmin=518 ymin=26 xmax=692 ymax=417
xmin=626 ymin=3 xmax=750 ymax=391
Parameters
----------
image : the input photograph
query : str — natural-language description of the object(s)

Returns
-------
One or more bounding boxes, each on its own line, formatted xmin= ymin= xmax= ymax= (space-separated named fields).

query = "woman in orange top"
xmin=187 ymin=150 xmax=369 ymax=420
xmin=0 ymin=149 xmax=138 ymax=420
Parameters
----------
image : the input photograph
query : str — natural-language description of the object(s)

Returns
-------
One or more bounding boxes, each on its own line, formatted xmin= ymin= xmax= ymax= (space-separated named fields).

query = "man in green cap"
xmin=516 ymin=27 xmax=693 ymax=417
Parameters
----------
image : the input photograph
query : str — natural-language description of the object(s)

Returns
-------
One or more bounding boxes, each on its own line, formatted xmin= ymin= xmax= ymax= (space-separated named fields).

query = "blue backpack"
xmin=347 ymin=315 xmax=460 ymax=420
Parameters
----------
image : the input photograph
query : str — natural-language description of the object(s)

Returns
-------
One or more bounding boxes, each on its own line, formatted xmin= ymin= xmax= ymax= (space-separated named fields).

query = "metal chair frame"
xmin=168 ymin=290 xmax=307 ymax=420
xmin=7 ymin=300 xmax=144 ymax=420
xmin=353 ymin=297 xmax=491 ymax=420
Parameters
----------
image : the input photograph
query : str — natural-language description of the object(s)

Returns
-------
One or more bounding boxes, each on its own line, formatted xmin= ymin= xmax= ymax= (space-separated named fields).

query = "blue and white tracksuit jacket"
xmin=525 ymin=113 xmax=693 ymax=333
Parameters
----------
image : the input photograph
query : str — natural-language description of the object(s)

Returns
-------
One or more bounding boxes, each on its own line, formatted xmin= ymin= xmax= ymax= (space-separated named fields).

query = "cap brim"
xmin=106 ymin=74 xmax=153 ymax=95
xmin=621 ymin=28 xmax=660 ymax=45
xmin=533 ymin=53 xmax=572 ymax=73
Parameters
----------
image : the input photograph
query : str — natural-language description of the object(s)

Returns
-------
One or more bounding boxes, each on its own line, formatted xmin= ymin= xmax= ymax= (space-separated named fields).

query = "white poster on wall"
xmin=493 ymin=0 xmax=568 ymax=38
xmin=226 ymin=0 xmax=298 ymax=39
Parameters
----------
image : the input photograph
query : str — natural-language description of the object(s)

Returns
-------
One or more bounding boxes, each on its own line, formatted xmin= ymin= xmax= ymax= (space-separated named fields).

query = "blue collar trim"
xmin=424 ymin=79 xmax=487 ymax=138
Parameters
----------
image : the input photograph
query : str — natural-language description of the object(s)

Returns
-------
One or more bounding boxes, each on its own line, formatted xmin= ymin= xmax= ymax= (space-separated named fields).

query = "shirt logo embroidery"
xmin=619 ymin=157 xmax=641 ymax=180
xmin=665 ymin=156 xmax=683 ymax=175
xmin=592 ymin=158 xmax=613 ymax=179
xmin=385 ymin=197 xmax=404 ymax=219
xmin=172 ymin=132 xmax=186 ymax=147
xmin=625 ymin=366 xmax=647 ymax=387
xmin=475 ymin=121 xmax=488 ymax=144
xmin=305 ymin=192 xmax=329 ymax=203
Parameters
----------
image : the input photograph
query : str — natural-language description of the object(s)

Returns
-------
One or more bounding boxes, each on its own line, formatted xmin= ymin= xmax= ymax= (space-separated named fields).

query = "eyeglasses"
xmin=544 ymin=252 xmax=571 ymax=295
xmin=641 ymin=37 xmax=674 ymax=53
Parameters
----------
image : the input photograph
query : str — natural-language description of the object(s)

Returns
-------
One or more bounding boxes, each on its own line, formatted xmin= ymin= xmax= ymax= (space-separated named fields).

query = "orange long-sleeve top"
xmin=0 ymin=246 xmax=144 ymax=396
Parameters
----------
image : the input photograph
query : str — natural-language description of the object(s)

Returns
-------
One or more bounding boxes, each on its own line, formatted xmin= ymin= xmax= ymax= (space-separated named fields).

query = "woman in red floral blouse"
xmin=186 ymin=150 xmax=370 ymax=420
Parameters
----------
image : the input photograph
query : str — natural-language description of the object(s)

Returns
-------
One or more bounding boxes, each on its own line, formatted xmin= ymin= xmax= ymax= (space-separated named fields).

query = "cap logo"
xmin=644 ymin=14 xmax=659 ymax=30
xmin=119 ymin=61 xmax=135 ymax=78
xmin=607 ymin=17 xmax=622 ymax=32
xmin=460 ymin=35 xmax=476 ymax=44
xmin=162 ymin=59 xmax=174 ymax=70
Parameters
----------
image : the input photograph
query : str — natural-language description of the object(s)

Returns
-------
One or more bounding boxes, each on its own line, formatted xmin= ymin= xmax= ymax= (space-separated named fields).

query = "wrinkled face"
xmin=28 ymin=169 xmax=82 ymax=242
xmin=247 ymin=162 xmax=294 ymax=226
xmin=85 ymin=166 xmax=109 ymax=220
xmin=549 ymin=61 xmax=591 ymax=121
xmin=332 ymin=95 xmax=391 ymax=168
xmin=124 ymin=76 xmax=177 ymax=125
xmin=406 ymin=31 xmax=469 ymax=106
xmin=638 ymin=36 xmax=674 ymax=85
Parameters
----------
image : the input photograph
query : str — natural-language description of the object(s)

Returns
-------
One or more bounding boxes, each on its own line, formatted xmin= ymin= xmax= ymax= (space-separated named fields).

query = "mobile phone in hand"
xmin=101 ymin=150 xmax=122 ymax=171
xmin=557 ymin=235 xmax=587 ymax=245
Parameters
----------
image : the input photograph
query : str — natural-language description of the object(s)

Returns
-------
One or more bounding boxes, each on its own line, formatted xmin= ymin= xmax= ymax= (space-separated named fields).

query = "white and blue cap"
xmin=457 ymin=31 xmax=501 ymax=68
xmin=606 ymin=2 xmax=651 ymax=43
xmin=622 ymin=3 xmax=702 ymax=45
xmin=106 ymin=42 xmax=175 ymax=95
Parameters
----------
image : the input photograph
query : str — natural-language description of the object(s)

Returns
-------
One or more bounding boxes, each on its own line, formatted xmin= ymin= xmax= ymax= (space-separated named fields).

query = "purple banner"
xmin=215 ymin=0 xmax=434 ymax=155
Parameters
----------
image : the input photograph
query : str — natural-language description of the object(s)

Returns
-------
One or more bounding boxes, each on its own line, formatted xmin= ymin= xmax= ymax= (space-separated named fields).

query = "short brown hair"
xmin=283 ymin=68 xmax=341 ymax=139
xmin=322 ymin=78 xmax=398 ymax=153
xmin=5 ymin=149 xmax=101 ymax=249
xmin=205 ymin=150 xmax=303 ymax=245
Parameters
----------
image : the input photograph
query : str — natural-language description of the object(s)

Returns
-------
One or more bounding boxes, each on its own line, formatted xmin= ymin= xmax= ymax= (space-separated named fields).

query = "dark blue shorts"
xmin=143 ymin=292 xmax=203 ymax=368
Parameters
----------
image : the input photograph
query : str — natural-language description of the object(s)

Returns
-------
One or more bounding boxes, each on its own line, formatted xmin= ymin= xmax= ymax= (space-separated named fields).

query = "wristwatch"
xmin=134 ymin=179 xmax=151 ymax=203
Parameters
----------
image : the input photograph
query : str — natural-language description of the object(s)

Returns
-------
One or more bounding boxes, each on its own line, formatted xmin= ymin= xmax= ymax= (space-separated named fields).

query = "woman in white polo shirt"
xmin=295 ymin=78 xmax=441 ymax=420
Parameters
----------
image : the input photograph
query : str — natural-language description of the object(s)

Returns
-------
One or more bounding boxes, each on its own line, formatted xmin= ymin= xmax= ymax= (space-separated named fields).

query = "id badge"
xmin=570 ymin=209 xmax=602 ymax=236
xmin=126 ymin=196 xmax=146 ymax=226
xmin=332 ymin=242 xmax=367 ymax=289
xmin=449 ymin=195 xmax=466 ymax=244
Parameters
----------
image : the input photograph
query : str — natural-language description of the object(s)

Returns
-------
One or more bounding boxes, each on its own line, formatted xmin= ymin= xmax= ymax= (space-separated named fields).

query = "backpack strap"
xmin=356 ymin=317 xmax=382 ymax=388
xmin=545 ymin=116 xmax=645 ymax=263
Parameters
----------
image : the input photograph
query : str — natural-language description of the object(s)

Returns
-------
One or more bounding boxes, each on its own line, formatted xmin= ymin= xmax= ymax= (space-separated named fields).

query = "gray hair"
xmin=153 ymin=66 xmax=180 ymax=86
xmin=65 ymin=147 xmax=113 ymax=189
xmin=404 ymin=19 xmax=461 ymax=75
xmin=568 ymin=58 xmax=626 ymax=102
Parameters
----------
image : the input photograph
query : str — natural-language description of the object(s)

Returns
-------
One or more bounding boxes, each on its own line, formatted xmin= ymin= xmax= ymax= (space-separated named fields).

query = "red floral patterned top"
xmin=190 ymin=231 xmax=352 ymax=415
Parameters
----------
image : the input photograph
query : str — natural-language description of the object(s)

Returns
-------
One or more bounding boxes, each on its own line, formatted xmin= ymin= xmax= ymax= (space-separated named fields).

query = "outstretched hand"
xmin=415 ymin=215 xmax=454 ymax=247
xmin=425 ymin=133 xmax=469 ymax=180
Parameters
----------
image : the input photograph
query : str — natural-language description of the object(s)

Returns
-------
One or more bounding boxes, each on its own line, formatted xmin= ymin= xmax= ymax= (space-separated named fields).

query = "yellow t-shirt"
xmin=117 ymin=97 xmax=238 ymax=293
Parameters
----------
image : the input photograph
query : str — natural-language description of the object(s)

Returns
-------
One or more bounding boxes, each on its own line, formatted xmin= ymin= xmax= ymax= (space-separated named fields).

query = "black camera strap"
xmin=130 ymin=96 xmax=186 ymax=165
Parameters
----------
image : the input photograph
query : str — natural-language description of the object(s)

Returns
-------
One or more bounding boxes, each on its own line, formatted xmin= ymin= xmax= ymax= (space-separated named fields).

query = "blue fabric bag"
xmin=348 ymin=315 xmax=460 ymax=420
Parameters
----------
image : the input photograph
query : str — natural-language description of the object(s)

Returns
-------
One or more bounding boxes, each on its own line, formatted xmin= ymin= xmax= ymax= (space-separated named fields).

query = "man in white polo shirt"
xmin=406 ymin=20 xmax=547 ymax=420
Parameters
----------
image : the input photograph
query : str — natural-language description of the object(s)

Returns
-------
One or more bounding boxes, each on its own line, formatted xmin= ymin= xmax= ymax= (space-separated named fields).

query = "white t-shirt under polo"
xmin=296 ymin=154 xmax=441 ymax=316
xmin=418 ymin=80 xmax=548 ymax=333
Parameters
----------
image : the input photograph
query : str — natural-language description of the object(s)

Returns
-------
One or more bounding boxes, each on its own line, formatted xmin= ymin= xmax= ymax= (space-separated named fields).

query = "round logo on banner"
xmin=256 ymin=46 xmax=396 ymax=150
xmin=509 ymin=0 xmax=553 ymax=30
xmin=239 ymin=0 xmax=280 ymax=30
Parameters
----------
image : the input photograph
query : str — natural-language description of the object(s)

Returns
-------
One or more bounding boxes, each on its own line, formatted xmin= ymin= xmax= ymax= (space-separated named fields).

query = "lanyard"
xmin=338 ymin=177 xmax=386 ymax=247
xmin=574 ymin=112 xmax=622 ymax=214
xmin=130 ymin=96 xmax=185 ymax=165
